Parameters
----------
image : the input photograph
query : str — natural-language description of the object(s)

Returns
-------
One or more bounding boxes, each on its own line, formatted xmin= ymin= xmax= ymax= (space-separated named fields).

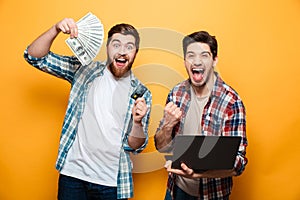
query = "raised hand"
xmin=132 ymin=97 xmax=148 ymax=124
xmin=55 ymin=18 xmax=78 ymax=38
xmin=163 ymin=102 xmax=182 ymax=129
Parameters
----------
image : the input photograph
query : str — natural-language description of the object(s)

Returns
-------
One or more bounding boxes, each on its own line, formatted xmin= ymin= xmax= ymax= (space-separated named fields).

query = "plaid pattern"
xmin=24 ymin=48 xmax=152 ymax=199
xmin=158 ymin=73 xmax=247 ymax=199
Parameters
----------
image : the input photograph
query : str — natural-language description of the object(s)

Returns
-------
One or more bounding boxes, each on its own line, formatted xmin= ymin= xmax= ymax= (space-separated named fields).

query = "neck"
xmin=192 ymin=72 xmax=215 ymax=98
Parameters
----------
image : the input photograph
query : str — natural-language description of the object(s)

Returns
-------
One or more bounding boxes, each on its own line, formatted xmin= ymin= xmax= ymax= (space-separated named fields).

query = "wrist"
xmin=52 ymin=24 xmax=62 ymax=35
xmin=133 ymin=120 xmax=143 ymax=126
xmin=131 ymin=121 xmax=145 ymax=138
xmin=161 ymin=122 xmax=174 ymax=134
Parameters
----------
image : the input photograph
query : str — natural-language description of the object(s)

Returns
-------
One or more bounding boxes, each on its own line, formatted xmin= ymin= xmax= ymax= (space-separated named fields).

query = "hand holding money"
xmin=65 ymin=12 xmax=104 ymax=66
xmin=55 ymin=18 xmax=78 ymax=38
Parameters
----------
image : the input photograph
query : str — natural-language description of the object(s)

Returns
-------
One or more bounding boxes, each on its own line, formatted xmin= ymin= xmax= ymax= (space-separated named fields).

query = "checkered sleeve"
xmin=23 ymin=47 xmax=81 ymax=83
xmin=223 ymin=98 xmax=248 ymax=175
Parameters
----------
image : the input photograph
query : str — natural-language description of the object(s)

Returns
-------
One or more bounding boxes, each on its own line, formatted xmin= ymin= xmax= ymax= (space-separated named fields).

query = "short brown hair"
xmin=183 ymin=31 xmax=218 ymax=59
xmin=106 ymin=23 xmax=140 ymax=52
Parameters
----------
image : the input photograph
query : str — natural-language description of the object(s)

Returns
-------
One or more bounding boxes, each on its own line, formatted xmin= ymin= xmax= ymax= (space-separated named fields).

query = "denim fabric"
xmin=164 ymin=189 xmax=172 ymax=200
xmin=164 ymin=184 xmax=230 ymax=200
xmin=58 ymin=174 xmax=127 ymax=200
xmin=173 ymin=184 xmax=198 ymax=200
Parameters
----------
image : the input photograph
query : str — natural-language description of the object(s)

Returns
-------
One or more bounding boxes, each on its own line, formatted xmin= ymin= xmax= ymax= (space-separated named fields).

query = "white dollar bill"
xmin=65 ymin=12 xmax=104 ymax=66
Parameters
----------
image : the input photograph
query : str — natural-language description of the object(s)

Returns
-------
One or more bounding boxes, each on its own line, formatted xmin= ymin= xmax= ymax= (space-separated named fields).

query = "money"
xmin=66 ymin=12 xmax=104 ymax=66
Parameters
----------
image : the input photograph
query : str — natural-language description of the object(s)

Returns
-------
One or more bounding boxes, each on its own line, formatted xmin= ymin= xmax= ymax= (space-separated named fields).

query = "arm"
xmin=224 ymin=99 xmax=248 ymax=175
xmin=28 ymin=18 xmax=78 ymax=58
xmin=154 ymin=102 xmax=182 ymax=151
xmin=128 ymin=97 xmax=148 ymax=149
xmin=123 ymin=88 xmax=152 ymax=153
xmin=24 ymin=18 xmax=82 ymax=82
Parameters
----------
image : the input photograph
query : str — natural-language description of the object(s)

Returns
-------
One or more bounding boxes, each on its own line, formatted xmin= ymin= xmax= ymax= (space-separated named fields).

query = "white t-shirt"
xmin=60 ymin=67 xmax=130 ymax=186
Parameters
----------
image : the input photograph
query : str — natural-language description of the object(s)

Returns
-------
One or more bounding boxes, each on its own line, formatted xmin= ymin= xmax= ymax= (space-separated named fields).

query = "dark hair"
xmin=106 ymin=23 xmax=140 ymax=52
xmin=182 ymin=31 xmax=218 ymax=59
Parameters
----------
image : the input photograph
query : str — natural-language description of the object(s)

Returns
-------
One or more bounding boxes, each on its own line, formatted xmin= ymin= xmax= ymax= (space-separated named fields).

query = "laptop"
xmin=168 ymin=135 xmax=241 ymax=172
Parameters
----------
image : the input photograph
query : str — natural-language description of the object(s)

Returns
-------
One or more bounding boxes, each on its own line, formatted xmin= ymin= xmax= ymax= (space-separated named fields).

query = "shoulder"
xmin=214 ymin=76 xmax=245 ymax=110
xmin=170 ymin=79 xmax=190 ymax=94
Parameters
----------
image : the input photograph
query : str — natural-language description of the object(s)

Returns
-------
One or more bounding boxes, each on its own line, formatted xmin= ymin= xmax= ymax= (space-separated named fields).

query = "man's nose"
xmin=193 ymin=58 xmax=203 ymax=66
xmin=119 ymin=45 xmax=127 ymax=55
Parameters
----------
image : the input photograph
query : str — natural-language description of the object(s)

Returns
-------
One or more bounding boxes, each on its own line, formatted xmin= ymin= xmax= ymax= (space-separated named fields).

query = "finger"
xmin=135 ymin=97 xmax=145 ymax=104
xmin=165 ymin=102 xmax=174 ymax=111
xmin=57 ymin=23 xmax=68 ymax=33
xmin=62 ymin=18 xmax=72 ymax=33
xmin=170 ymin=106 xmax=181 ymax=117
xmin=66 ymin=19 xmax=78 ymax=38
xmin=136 ymin=106 xmax=147 ymax=118
xmin=133 ymin=106 xmax=145 ymax=119
xmin=167 ymin=168 xmax=186 ymax=176
xmin=72 ymin=24 xmax=78 ymax=38
xmin=175 ymin=110 xmax=183 ymax=118
xmin=59 ymin=18 xmax=77 ymax=37
xmin=181 ymin=163 xmax=194 ymax=176
xmin=164 ymin=160 xmax=172 ymax=169
xmin=135 ymin=98 xmax=146 ymax=108
xmin=166 ymin=104 xmax=176 ymax=115
xmin=174 ymin=107 xmax=182 ymax=115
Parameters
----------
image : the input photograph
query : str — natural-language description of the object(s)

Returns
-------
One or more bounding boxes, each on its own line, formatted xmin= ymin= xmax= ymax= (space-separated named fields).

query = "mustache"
xmin=107 ymin=54 xmax=129 ymax=65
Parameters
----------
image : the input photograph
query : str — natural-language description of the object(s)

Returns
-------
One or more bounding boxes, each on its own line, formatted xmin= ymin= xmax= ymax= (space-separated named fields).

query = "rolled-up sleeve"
xmin=23 ymin=47 xmax=81 ymax=83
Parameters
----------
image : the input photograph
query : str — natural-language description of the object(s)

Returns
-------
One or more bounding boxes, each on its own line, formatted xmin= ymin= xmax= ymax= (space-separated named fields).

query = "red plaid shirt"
xmin=157 ymin=72 xmax=248 ymax=199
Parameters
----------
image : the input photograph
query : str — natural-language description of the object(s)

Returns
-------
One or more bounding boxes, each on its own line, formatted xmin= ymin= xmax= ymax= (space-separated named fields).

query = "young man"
xmin=155 ymin=31 xmax=248 ymax=200
xmin=24 ymin=17 xmax=152 ymax=200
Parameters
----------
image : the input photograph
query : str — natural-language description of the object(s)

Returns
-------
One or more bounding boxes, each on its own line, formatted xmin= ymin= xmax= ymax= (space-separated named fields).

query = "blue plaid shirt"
xmin=24 ymin=48 xmax=152 ymax=199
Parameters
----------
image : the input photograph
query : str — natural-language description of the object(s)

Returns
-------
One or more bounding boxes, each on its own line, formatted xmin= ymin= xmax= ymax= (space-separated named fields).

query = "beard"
xmin=107 ymin=54 xmax=135 ymax=78
xmin=108 ymin=61 xmax=132 ymax=78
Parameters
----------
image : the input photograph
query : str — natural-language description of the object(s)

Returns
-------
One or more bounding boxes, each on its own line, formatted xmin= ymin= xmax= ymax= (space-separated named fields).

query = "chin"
xmin=110 ymin=63 xmax=132 ymax=78
xmin=191 ymin=80 xmax=206 ymax=88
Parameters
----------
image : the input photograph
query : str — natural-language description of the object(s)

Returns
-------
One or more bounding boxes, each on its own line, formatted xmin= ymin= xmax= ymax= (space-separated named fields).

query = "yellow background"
xmin=1 ymin=0 xmax=300 ymax=199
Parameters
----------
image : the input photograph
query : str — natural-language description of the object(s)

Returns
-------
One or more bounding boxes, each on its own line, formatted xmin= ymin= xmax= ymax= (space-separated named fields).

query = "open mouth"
xmin=192 ymin=68 xmax=204 ymax=75
xmin=191 ymin=68 xmax=205 ymax=82
xmin=114 ymin=57 xmax=128 ymax=67
xmin=115 ymin=58 xmax=127 ymax=64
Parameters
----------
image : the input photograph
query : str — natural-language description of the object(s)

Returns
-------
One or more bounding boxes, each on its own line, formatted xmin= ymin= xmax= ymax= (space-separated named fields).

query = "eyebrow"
xmin=201 ymin=51 xmax=211 ymax=55
xmin=111 ymin=39 xmax=135 ymax=46
xmin=186 ymin=50 xmax=211 ymax=54
xmin=111 ymin=39 xmax=121 ymax=43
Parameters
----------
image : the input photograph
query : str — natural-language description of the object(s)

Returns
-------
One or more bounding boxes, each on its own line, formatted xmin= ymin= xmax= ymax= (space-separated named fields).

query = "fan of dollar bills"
xmin=66 ymin=12 xmax=104 ymax=66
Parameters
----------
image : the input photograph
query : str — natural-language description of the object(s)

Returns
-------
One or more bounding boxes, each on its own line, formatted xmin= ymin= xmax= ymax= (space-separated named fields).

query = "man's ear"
xmin=213 ymin=56 xmax=218 ymax=67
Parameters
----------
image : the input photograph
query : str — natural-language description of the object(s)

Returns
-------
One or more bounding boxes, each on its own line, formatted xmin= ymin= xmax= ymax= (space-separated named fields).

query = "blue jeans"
xmin=164 ymin=184 xmax=198 ymax=200
xmin=164 ymin=184 xmax=229 ymax=200
xmin=58 ymin=174 xmax=127 ymax=200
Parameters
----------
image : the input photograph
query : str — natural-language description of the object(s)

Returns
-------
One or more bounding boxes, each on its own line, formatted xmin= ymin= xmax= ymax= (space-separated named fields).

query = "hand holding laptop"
xmin=165 ymin=161 xmax=237 ymax=179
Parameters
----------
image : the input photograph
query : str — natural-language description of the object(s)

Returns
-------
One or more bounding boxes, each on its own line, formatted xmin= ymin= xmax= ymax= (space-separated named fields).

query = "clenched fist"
xmin=163 ymin=102 xmax=182 ymax=128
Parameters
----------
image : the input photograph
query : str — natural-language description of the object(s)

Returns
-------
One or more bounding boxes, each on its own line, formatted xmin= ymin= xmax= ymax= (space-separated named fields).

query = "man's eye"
xmin=126 ymin=45 xmax=134 ymax=51
xmin=187 ymin=54 xmax=195 ymax=59
xmin=201 ymin=53 xmax=210 ymax=58
xmin=113 ymin=43 xmax=120 ymax=48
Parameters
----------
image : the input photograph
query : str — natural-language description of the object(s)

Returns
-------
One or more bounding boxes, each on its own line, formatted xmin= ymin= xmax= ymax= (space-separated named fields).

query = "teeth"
xmin=192 ymin=68 xmax=204 ymax=73
xmin=116 ymin=58 xmax=126 ymax=63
